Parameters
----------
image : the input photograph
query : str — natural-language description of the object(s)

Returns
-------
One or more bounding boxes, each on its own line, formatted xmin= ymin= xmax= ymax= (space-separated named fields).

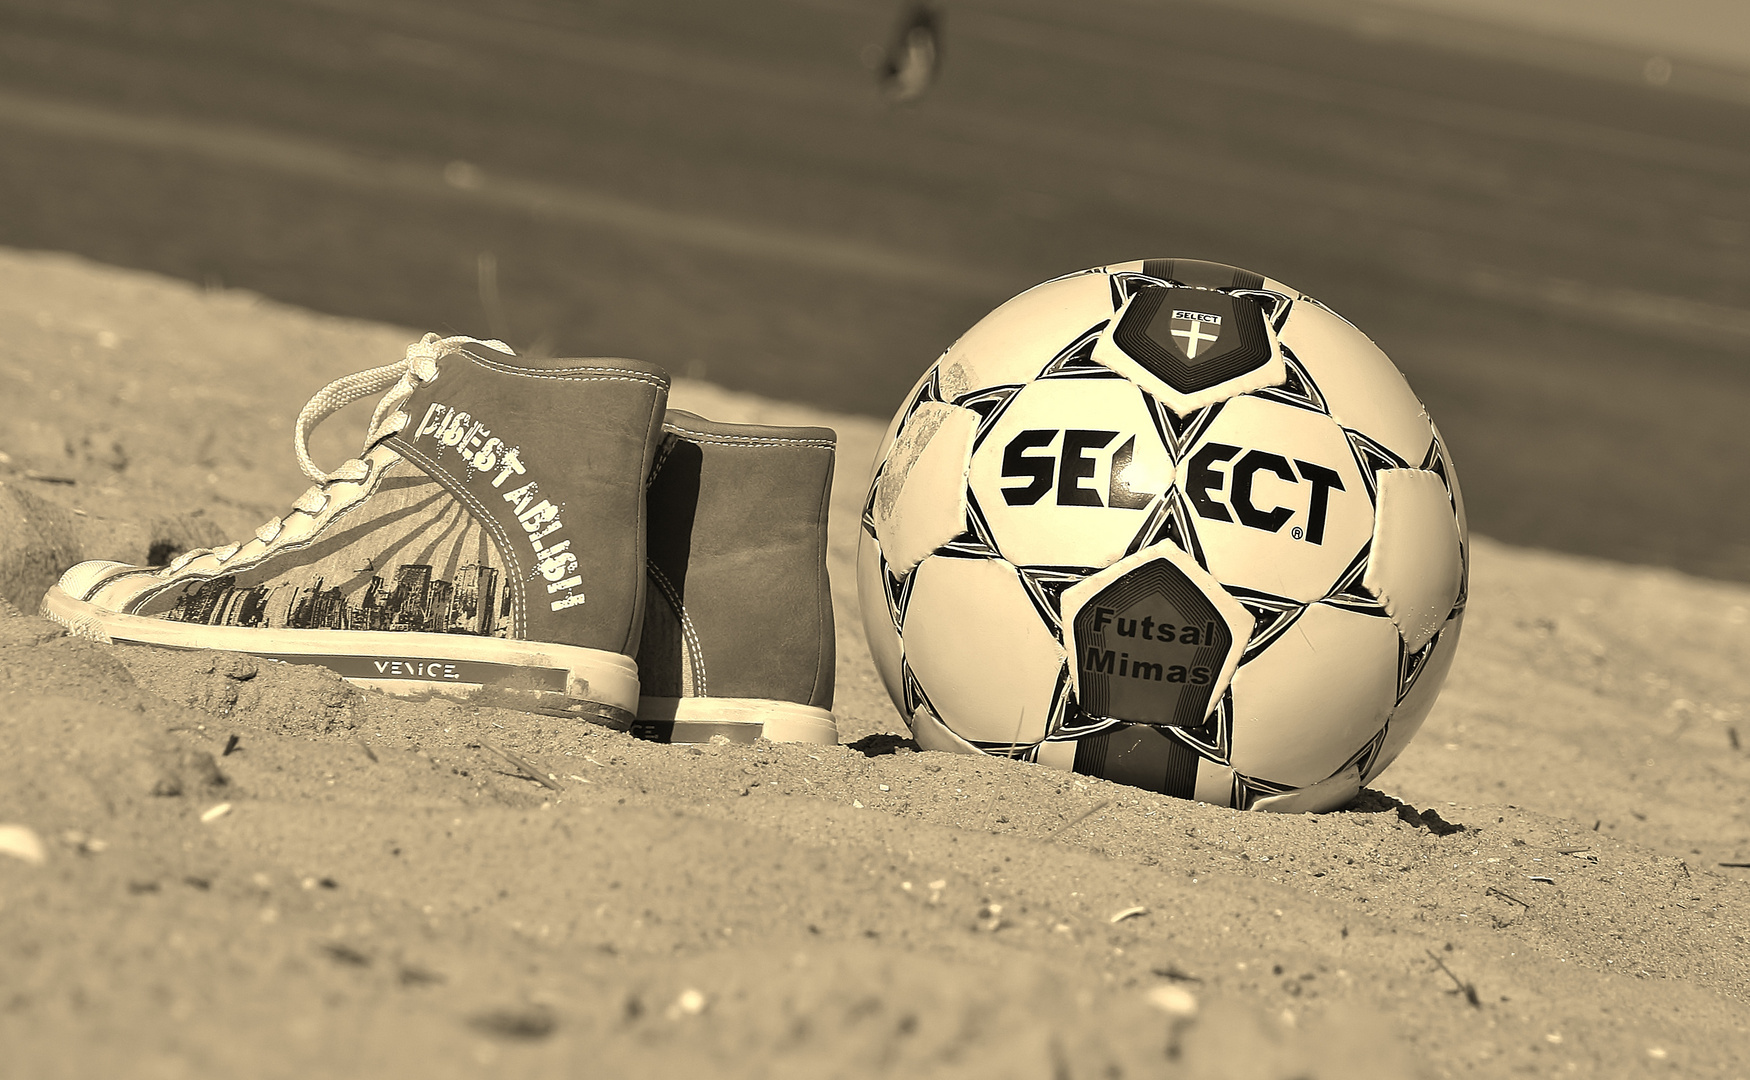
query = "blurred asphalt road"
xmin=0 ymin=0 xmax=1747 ymax=580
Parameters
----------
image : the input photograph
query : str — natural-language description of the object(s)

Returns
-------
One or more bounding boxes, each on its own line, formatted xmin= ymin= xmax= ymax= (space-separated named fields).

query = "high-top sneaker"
xmin=631 ymin=410 xmax=838 ymax=744
xmin=41 ymin=334 xmax=668 ymax=727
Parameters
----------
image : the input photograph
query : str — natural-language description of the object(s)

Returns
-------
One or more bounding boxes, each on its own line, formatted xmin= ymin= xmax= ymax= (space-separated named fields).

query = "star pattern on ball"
xmin=856 ymin=260 xmax=1468 ymax=811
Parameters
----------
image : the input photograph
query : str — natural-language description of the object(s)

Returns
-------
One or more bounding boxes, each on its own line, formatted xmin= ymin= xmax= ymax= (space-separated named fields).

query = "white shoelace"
xmin=165 ymin=334 xmax=510 ymax=573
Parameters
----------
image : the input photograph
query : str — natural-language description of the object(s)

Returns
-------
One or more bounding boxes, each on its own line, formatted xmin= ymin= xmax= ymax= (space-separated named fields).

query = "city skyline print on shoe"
xmin=157 ymin=471 xmax=514 ymax=636
xmin=41 ymin=334 xmax=669 ymax=726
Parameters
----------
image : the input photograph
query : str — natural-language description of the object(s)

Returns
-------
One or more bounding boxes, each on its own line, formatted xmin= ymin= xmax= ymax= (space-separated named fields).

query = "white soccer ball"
xmin=858 ymin=259 xmax=1466 ymax=812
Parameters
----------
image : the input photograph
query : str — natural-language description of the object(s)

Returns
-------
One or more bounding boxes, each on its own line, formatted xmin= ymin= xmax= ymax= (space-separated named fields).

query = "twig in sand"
xmin=1048 ymin=799 xmax=1110 ymax=843
xmin=221 ymin=734 xmax=240 ymax=757
xmin=1719 ymin=862 xmax=1750 ymax=869
xmin=1426 ymin=950 xmax=1480 ymax=1008
xmin=1484 ymin=886 xmax=1531 ymax=909
xmin=479 ymin=740 xmax=563 ymax=793
xmin=355 ymin=739 xmax=378 ymax=764
xmin=1003 ymin=707 xmax=1027 ymax=761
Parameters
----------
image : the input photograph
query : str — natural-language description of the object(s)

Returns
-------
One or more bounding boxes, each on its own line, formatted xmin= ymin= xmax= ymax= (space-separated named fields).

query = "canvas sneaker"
xmin=41 ymin=334 xmax=668 ymax=727
xmin=631 ymin=410 xmax=838 ymax=744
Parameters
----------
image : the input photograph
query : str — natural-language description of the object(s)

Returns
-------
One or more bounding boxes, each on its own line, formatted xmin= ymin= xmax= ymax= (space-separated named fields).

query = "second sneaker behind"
xmin=633 ymin=410 xmax=839 ymax=744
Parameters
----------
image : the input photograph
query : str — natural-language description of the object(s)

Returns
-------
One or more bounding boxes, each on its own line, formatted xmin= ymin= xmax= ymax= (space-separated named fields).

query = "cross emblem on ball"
xmin=1170 ymin=314 xmax=1220 ymax=359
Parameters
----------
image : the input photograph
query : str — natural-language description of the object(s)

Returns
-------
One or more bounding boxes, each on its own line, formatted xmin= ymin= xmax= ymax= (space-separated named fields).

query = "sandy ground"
xmin=1 ymin=247 xmax=1747 ymax=1078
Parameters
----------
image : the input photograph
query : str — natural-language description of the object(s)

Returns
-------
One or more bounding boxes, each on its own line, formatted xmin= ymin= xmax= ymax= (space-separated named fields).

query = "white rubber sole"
xmin=40 ymin=585 xmax=641 ymax=727
xmin=632 ymin=697 xmax=839 ymax=745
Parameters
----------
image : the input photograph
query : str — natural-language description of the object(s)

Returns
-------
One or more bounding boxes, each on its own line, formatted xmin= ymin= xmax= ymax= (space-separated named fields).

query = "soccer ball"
xmin=857 ymin=259 xmax=1466 ymax=812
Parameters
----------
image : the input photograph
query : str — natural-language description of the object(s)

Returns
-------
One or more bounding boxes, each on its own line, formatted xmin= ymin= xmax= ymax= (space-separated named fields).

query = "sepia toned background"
xmin=1 ymin=2 xmax=1747 ymax=1077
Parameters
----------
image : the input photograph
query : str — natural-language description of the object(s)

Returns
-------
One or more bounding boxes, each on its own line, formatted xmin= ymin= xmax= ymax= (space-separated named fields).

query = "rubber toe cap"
xmin=56 ymin=560 xmax=138 ymax=602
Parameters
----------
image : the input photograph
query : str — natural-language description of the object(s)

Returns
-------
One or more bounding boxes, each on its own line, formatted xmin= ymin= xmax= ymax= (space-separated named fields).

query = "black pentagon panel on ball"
xmin=1069 ymin=556 xmax=1236 ymax=728
xmin=1140 ymin=259 xmax=1266 ymax=291
xmin=1111 ymin=286 xmax=1273 ymax=397
xmin=1071 ymin=725 xmax=1203 ymax=799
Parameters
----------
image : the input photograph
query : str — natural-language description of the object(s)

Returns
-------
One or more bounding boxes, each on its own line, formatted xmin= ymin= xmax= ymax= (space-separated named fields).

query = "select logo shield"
xmin=1115 ymin=286 xmax=1270 ymax=393
xmin=1092 ymin=284 xmax=1285 ymax=415
xmin=1168 ymin=309 xmax=1223 ymax=359
xmin=1059 ymin=543 xmax=1253 ymax=729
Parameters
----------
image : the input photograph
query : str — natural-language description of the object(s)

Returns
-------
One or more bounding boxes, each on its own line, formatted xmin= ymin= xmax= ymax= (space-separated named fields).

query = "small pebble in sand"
xmin=61 ymin=831 xmax=107 ymax=854
xmin=1145 ymin=984 xmax=1198 ymax=1018
xmin=669 ymin=989 xmax=707 ymax=1018
xmin=201 ymin=803 xmax=233 ymax=823
xmin=0 ymin=825 xmax=47 ymax=866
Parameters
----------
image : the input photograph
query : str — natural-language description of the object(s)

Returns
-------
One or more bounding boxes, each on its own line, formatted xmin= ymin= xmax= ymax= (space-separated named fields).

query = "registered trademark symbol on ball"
xmin=1291 ymin=526 xmax=1304 ymax=540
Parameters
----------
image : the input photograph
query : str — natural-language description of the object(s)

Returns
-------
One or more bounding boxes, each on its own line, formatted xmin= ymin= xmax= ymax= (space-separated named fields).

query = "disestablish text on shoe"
xmin=416 ymin=402 xmax=588 ymax=614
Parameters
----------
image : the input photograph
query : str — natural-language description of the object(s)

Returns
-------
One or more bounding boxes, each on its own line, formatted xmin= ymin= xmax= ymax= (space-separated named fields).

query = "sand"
xmin=0 ymin=247 xmax=1745 ymax=1078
